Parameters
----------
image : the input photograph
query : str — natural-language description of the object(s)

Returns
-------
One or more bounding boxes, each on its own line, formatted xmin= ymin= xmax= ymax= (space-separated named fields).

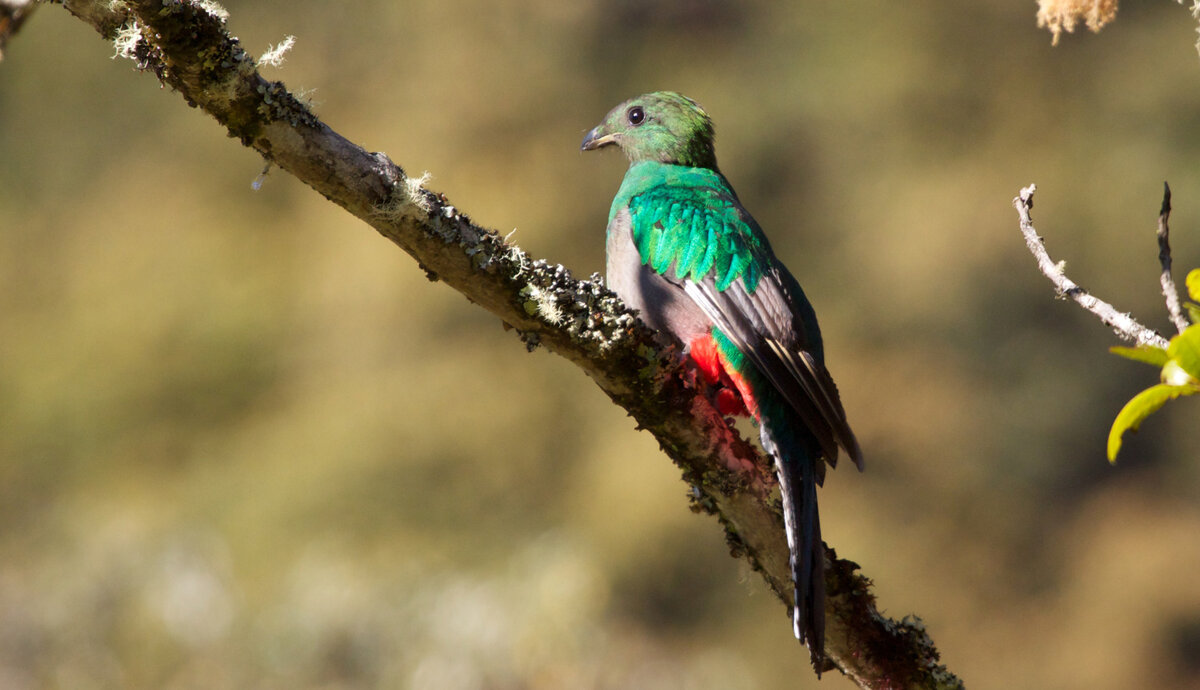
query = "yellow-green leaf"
xmin=1186 ymin=268 xmax=1200 ymax=302
xmin=1108 ymin=383 xmax=1200 ymax=462
xmin=1166 ymin=324 xmax=1200 ymax=381
xmin=1110 ymin=345 xmax=1169 ymax=367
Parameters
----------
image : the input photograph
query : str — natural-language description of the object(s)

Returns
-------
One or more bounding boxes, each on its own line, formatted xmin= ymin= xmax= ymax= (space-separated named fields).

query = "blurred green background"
xmin=2 ymin=1 xmax=1200 ymax=688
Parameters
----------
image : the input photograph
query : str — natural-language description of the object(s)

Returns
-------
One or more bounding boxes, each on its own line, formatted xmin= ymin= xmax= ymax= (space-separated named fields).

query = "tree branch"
xmin=1013 ymin=184 xmax=1170 ymax=349
xmin=43 ymin=1 xmax=959 ymax=686
xmin=1156 ymin=182 xmax=1190 ymax=334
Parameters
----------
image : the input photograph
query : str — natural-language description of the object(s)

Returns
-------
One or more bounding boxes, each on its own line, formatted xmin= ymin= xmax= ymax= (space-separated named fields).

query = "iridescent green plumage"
xmin=611 ymin=161 xmax=765 ymax=293
xmin=583 ymin=91 xmax=717 ymax=168
xmin=583 ymin=92 xmax=861 ymax=675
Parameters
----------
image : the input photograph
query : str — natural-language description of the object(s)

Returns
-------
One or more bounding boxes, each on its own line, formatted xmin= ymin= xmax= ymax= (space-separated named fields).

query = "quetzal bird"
xmin=581 ymin=92 xmax=863 ymax=670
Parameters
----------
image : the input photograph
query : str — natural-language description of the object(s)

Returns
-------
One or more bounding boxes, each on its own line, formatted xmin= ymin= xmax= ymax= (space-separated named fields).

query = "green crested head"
xmin=581 ymin=91 xmax=717 ymax=170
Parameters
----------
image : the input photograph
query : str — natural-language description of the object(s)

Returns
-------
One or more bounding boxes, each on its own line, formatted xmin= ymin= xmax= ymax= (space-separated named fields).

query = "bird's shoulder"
xmin=612 ymin=162 xmax=769 ymax=292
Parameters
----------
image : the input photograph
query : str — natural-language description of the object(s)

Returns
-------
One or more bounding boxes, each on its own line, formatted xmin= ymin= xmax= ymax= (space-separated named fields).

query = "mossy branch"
xmin=42 ymin=1 xmax=959 ymax=686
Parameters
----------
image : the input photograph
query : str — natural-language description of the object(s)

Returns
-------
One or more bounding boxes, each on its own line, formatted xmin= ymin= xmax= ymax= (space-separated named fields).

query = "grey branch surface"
xmin=47 ymin=1 xmax=960 ymax=687
xmin=1014 ymin=184 xmax=1171 ymax=349
xmin=1156 ymin=183 xmax=1190 ymax=335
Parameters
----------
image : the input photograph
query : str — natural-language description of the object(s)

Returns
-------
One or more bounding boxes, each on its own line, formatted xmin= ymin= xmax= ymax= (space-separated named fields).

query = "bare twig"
xmin=21 ymin=2 xmax=961 ymax=687
xmin=1157 ymin=182 xmax=1190 ymax=334
xmin=1013 ymin=184 xmax=1170 ymax=349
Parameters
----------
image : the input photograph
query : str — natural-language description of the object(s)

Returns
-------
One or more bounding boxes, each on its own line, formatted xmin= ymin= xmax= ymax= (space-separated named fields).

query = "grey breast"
xmin=605 ymin=207 xmax=713 ymax=346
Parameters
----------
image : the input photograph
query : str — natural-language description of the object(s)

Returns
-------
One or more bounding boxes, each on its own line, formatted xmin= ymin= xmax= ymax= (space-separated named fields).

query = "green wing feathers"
xmin=618 ymin=163 xmax=766 ymax=293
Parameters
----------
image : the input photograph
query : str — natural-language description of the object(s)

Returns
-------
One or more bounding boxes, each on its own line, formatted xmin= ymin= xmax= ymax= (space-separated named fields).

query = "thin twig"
xmin=1157 ymin=182 xmax=1190 ymax=334
xmin=1013 ymin=184 xmax=1170 ymax=349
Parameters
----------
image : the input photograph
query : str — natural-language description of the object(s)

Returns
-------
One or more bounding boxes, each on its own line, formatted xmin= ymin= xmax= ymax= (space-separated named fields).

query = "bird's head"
xmin=581 ymin=91 xmax=717 ymax=170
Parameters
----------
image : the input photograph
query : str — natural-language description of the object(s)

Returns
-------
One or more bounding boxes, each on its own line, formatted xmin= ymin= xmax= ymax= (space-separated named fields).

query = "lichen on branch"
xmin=1036 ymin=0 xmax=1118 ymax=45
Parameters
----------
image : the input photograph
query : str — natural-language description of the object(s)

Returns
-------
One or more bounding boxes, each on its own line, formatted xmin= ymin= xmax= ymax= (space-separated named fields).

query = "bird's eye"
xmin=626 ymin=106 xmax=645 ymax=126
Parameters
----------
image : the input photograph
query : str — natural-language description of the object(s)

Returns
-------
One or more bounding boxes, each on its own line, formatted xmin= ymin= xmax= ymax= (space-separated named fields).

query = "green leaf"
xmin=1186 ymin=268 xmax=1200 ymax=302
xmin=1108 ymin=383 xmax=1200 ymax=462
xmin=1188 ymin=303 xmax=1200 ymax=326
xmin=1110 ymin=345 xmax=1169 ymax=367
xmin=1166 ymin=324 xmax=1200 ymax=382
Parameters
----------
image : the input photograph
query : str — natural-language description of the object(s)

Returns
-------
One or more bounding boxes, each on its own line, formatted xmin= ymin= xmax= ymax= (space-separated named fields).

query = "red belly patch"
xmin=687 ymin=334 xmax=759 ymax=419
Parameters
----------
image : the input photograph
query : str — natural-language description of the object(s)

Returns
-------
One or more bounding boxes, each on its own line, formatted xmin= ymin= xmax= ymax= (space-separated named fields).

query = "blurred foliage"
xmin=1 ymin=1 xmax=1200 ymax=688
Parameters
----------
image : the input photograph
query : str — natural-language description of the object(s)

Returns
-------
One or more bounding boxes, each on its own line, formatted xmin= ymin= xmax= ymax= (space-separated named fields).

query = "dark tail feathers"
xmin=761 ymin=424 xmax=826 ymax=675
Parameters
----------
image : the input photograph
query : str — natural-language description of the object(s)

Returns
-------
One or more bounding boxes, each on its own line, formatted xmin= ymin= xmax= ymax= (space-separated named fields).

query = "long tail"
xmin=761 ymin=423 xmax=826 ymax=674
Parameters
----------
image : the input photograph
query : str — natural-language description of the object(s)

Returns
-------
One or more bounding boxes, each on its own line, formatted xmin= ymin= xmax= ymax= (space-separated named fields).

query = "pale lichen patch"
xmin=1036 ymin=0 xmax=1118 ymax=45
xmin=111 ymin=19 xmax=142 ymax=60
xmin=258 ymin=35 xmax=294 ymax=67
